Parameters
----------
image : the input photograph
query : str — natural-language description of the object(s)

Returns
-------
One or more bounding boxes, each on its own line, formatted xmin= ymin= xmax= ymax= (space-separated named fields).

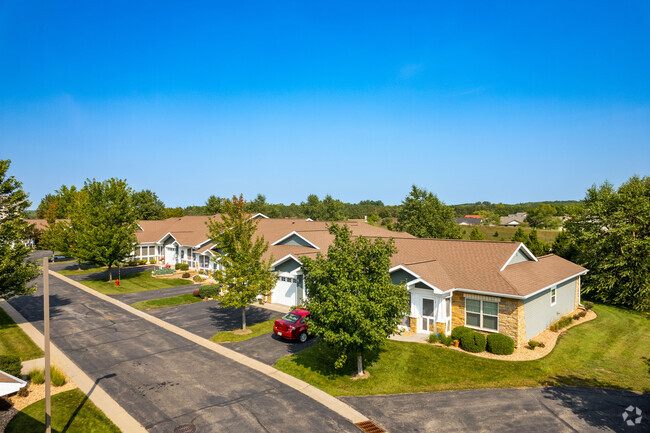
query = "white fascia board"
xmin=157 ymin=232 xmax=177 ymax=244
xmin=271 ymin=254 xmax=303 ymax=269
xmin=500 ymin=243 xmax=538 ymax=272
xmin=389 ymin=264 xmax=422 ymax=280
xmin=390 ymin=265 xmax=445 ymax=294
xmin=407 ymin=278 xmax=445 ymax=295
xmin=248 ymin=213 xmax=269 ymax=219
xmin=271 ymin=231 xmax=320 ymax=249
xmin=194 ymin=239 xmax=212 ymax=249
xmin=451 ymin=269 xmax=589 ymax=300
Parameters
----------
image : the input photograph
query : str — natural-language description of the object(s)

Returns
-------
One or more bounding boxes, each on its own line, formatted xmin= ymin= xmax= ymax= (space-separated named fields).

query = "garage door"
xmin=272 ymin=278 xmax=297 ymax=306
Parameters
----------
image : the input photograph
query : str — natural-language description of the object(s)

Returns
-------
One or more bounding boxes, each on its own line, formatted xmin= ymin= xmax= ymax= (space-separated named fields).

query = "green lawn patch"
xmin=130 ymin=293 xmax=202 ymax=310
xmin=6 ymin=388 xmax=121 ymax=433
xmin=0 ymin=308 xmax=43 ymax=361
xmin=58 ymin=265 xmax=107 ymax=275
xmin=211 ymin=317 xmax=280 ymax=343
xmin=79 ymin=271 xmax=192 ymax=295
xmin=274 ymin=304 xmax=650 ymax=396
xmin=459 ymin=225 xmax=559 ymax=243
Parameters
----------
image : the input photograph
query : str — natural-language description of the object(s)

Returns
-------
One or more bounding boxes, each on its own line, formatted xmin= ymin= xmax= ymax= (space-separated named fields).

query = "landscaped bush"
xmin=127 ymin=260 xmax=138 ymax=266
xmin=152 ymin=268 xmax=175 ymax=276
xmin=428 ymin=333 xmax=438 ymax=344
xmin=528 ymin=340 xmax=540 ymax=350
xmin=198 ymin=285 xmax=220 ymax=299
xmin=451 ymin=326 xmax=473 ymax=341
xmin=192 ymin=275 xmax=203 ymax=282
xmin=486 ymin=333 xmax=515 ymax=355
xmin=137 ymin=259 xmax=147 ymax=266
xmin=182 ymin=272 xmax=190 ymax=278
xmin=179 ymin=263 xmax=189 ymax=271
xmin=583 ymin=301 xmax=594 ymax=310
xmin=459 ymin=331 xmax=486 ymax=353
xmin=0 ymin=355 xmax=21 ymax=377
xmin=439 ymin=335 xmax=453 ymax=346
xmin=549 ymin=315 xmax=574 ymax=332
xmin=29 ymin=368 xmax=44 ymax=384
xmin=149 ymin=258 xmax=156 ymax=264
xmin=28 ymin=366 xmax=66 ymax=386
xmin=578 ymin=310 xmax=587 ymax=318
xmin=174 ymin=263 xmax=182 ymax=270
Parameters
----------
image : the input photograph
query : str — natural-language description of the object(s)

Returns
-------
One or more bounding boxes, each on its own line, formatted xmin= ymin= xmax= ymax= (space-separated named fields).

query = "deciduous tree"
xmin=207 ymin=195 xmax=277 ymax=330
xmin=565 ymin=176 xmax=650 ymax=311
xmin=0 ymin=160 xmax=40 ymax=299
xmin=397 ymin=185 xmax=462 ymax=239
xmin=301 ymin=224 xmax=409 ymax=376
xmin=469 ymin=227 xmax=485 ymax=240
xmin=71 ymin=178 xmax=138 ymax=281
xmin=132 ymin=189 xmax=166 ymax=220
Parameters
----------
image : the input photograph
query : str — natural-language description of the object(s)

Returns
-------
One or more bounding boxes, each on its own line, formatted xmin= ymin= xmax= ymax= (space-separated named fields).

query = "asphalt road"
xmin=228 ymin=332 xmax=317 ymax=365
xmin=342 ymin=387 xmax=649 ymax=433
xmin=8 ymin=273 xmax=358 ymax=433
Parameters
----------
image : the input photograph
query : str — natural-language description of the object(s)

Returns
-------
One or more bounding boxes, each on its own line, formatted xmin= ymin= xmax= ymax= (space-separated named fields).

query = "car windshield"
xmin=281 ymin=313 xmax=301 ymax=323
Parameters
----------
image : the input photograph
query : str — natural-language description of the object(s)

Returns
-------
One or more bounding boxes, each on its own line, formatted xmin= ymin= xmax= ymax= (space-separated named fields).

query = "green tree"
xmin=205 ymin=195 xmax=224 ymax=214
xmin=36 ymin=185 xmax=78 ymax=219
xmin=565 ymin=176 xmax=650 ymax=311
xmin=207 ymin=195 xmax=277 ymax=330
xmin=321 ymin=195 xmax=345 ymax=221
xmin=526 ymin=228 xmax=549 ymax=256
xmin=397 ymin=185 xmax=462 ymax=239
xmin=164 ymin=207 xmax=184 ymax=218
xmin=526 ymin=203 xmax=559 ymax=229
xmin=551 ymin=230 xmax=579 ymax=262
xmin=301 ymin=224 xmax=409 ymax=376
xmin=132 ymin=189 xmax=166 ymax=220
xmin=301 ymin=194 xmax=322 ymax=220
xmin=71 ymin=178 xmax=139 ymax=281
xmin=0 ymin=160 xmax=40 ymax=299
xmin=511 ymin=227 xmax=528 ymax=243
xmin=469 ymin=227 xmax=485 ymax=240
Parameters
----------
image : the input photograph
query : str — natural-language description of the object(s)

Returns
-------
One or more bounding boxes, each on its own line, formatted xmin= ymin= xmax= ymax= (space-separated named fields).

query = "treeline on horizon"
xmin=29 ymin=187 xmax=579 ymax=222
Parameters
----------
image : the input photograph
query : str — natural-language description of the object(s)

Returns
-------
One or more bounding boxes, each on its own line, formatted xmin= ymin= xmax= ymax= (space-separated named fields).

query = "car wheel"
xmin=298 ymin=332 xmax=308 ymax=343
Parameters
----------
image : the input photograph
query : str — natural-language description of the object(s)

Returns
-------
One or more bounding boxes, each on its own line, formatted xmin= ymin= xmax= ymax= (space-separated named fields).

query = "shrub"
xmin=174 ymin=263 xmax=182 ymax=270
xmin=198 ymin=285 xmax=220 ymax=299
xmin=439 ymin=335 xmax=453 ymax=346
xmin=428 ymin=333 xmax=438 ymax=344
xmin=573 ymin=314 xmax=580 ymax=320
xmin=127 ymin=260 xmax=137 ymax=266
xmin=51 ymin=366 xmax=66 ymax=386
xmin=28 ymin=368 xmax=44 ymax=384
xmin=152 ymin=268 xmax=175 ymax=276
xmin=550 ymin=315 xmax=574 ymax=332
xmin=182 ymin=272 xmax=190 ymax=278
xmin=583 ymin=301 xmax=594 ymax=310
xmin=460 ymin=331 xmax=486 ymax=353
xmin=193 ymin=289 xmax=200 ymax=297
xmin=17 ymin=387 xmax=29 ymax=397
xmin=486 ymin=333 xmax=515 ymax=355
xmin=192 ymin=275 xmax=203 ymax=282
xmin=578 ymin=310 xmax=587 ymax=318
xmin=0 ymin=355 xmax=21 ymax=377
xmin=149 ymin=258 xmax=156 ymax=264
xmin=179 ymin=263 xmax=189 ymax=271
xmin=137 ymin=259 xmax=147 ymax=266
xmin=451 ymin=326 xmax=474 ymax=341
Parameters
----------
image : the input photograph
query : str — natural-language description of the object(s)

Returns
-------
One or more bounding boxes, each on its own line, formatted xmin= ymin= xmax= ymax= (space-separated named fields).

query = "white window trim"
xmin=550 ymin=285 xmax=557 ymax=306
xmin=465 ymin=298 xmax=500 ymax=333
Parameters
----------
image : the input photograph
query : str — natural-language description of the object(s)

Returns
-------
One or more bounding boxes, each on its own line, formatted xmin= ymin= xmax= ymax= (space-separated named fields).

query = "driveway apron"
xmin=8 ymin=274 xmax=358 ymax=433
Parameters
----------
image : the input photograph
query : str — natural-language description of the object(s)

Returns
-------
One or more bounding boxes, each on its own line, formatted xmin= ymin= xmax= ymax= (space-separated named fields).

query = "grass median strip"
xmin=130 ymin=293 xmax=202 ymax=310
xmin=211 ymin=317 xmax=280 ymax=343
xmin=6 ymin=388 xmax=121 ymax=433
xmin=79 ymin=271 xmax=192 ymax=295
xmin=0 ymin=308 xmax=43 ymax=361
xmin=274 ymin=304 xmax=650 ymax=396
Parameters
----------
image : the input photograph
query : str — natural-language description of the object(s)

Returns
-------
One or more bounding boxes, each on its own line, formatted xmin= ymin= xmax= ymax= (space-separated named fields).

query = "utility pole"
xmin=43 ymin=257 xmax=51 ymax=433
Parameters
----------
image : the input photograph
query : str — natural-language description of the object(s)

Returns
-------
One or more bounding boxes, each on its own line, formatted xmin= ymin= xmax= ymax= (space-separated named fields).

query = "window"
xmin=465 ymin=299 xmax=499 ymax=331
xmin=550 ymin=286 xmax=557 ymax=306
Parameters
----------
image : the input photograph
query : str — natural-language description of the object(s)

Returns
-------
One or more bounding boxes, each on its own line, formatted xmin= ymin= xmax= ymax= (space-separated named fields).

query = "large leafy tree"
xmin=526 ymin=203 xmax=559 ymax=229
xmin=132 ymin=189 xmax=166 ymax=220
xmin=301 ymin=194 xmax=322 ymax=220
xmin=207 ymin=195 xmax=277 ymax=330
xmin=36 ymin=185 xmax=78 ymax=219
xmin=321 ymin=194 xmax=345 ymax=221
xmin=205 ymin=195 xmax=224 ymax=215
xmin=565 ymin=176 xmax=650 ymax=311
xmin=397 ymin=185 xmax=462 ymax=239
xmin=71 ymin=178 xmax=139 ymax=281
xmin=0 ymin=160 xmax=40 ymax=299
xmin=302 ymin=224 xmax=409 ymax=376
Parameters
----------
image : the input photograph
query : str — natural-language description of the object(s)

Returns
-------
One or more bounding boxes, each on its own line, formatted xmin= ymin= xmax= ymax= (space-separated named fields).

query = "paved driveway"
xmin=8 ymin=274 xmax=358 ymax=433
xmin=228 ymin=333 xmax=316 ymax=365
xmin=342 ymin=387 xmax=649 ymax=432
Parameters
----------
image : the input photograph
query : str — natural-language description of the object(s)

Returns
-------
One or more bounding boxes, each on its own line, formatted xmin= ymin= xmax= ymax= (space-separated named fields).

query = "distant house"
xmin=500 ymin=212 xmax=527 ymax=227
xmin=454 ymin=217 xmax=481 ymax=226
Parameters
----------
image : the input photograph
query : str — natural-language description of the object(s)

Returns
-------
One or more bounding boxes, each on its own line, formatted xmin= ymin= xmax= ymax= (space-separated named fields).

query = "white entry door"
xmin=165 ymin=246 xmax=176 ymax=265
xmin=421 ymin=297 xmax=436 ymax=332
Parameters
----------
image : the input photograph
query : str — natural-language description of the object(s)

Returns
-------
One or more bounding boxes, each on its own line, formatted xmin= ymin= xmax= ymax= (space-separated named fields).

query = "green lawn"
xmin=6 ymin=389 xmax=121 ymax=433
xmin=0 ymin=308 xmax=43 ymax=361
xmin=211 ymin=317 xmax=280 ymax=343
xmin=58 ymin=265 xmax=108 ymax=275
xmin=79 ymin=271 xmax=192 ymax=295
xmin=274 ymin=304 xmax=650 ymax=396
xmin=459 ymin=225 xmax=560 ymax=243
xmin=130 ymin=293 xmax=202 ymax=310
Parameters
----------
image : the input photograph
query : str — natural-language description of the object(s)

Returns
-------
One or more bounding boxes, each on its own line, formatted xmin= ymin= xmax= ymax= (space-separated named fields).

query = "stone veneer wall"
xmin=451 ymin=291 xmax=527 ymax=348
xmin=574 ymin=276 xmax=581 ymax=309
xmin=409 ymin=317 xmax=417 ymax=333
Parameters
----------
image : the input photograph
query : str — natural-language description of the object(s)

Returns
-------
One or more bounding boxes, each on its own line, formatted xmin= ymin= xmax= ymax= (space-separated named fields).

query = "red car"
xmin=273 ymin=309 xmax=310 ymax=343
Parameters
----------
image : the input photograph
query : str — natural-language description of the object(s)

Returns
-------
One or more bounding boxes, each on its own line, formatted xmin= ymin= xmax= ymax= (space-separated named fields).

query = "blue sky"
xmin=1 ymin=1 xmax=648 ymax=208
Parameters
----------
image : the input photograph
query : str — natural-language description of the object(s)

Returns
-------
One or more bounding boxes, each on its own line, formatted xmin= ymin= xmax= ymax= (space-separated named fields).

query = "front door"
xmin=421 ymin=297 xmax=435 ymax=332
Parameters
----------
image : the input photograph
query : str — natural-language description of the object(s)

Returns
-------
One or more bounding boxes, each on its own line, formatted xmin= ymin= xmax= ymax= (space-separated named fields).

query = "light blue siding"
xmin=275 ymin=234 xmax=314 ymax=248
xmin=273 ymin=258 xmax=301 ymax=274
xmin=508 ymin=249 xmax=533 ymax=266
xmin=391 ymin=269 xmax=416 ymax=285
xmin=523 ymin=277 xmax=577 ymax=340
